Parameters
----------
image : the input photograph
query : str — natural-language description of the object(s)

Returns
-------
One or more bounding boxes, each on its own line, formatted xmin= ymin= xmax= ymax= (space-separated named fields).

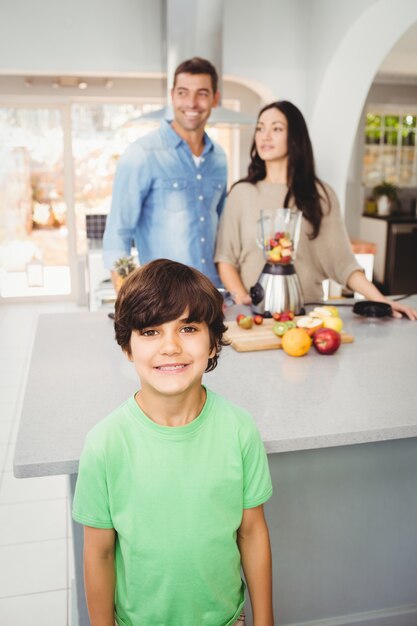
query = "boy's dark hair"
xmin=173 ymin=57 xmax=219 ymax=94
xmin=114 ymin=259 xmax=228 ymax=372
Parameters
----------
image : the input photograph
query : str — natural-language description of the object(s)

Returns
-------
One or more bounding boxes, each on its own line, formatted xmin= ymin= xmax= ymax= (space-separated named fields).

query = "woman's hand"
xmin=233 ymin=291 xmax=252 ymax=306
xmin=347 ymin=270 xmax=417 ymax=320
xmin=385 ymin=298 xmax=417 ymax=321
xmin=217 ymin=262 xmax=252 ymax=305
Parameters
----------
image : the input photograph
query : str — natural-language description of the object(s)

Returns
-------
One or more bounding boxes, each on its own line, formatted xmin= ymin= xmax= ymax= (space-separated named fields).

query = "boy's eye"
xmin=140 ymin=329 xmax=158 ymax=337
xmin=181 ymin=325 xmax=198 ymax=333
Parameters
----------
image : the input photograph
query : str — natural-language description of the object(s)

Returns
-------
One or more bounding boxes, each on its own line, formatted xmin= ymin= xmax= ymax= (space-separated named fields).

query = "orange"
xmin=281 ymin=327 xmax=312 ymax=357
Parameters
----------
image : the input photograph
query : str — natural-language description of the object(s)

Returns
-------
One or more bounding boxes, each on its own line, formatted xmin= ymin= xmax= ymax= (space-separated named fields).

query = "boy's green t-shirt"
xmin=73 ymin=388 xmax=272 ymax=626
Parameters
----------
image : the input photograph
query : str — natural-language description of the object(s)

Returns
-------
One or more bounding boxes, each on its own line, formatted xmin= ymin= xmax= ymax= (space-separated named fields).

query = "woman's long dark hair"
xmin=237 ymin=100 xmax=329 ymax=239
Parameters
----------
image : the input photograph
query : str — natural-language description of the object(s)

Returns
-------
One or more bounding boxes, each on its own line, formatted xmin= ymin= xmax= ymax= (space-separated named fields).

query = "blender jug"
xmin=250 ymin=208 xmax=304 ymax=315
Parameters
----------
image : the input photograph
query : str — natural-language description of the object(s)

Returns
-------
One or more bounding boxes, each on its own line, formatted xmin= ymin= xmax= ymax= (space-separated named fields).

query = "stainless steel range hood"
xmin=136 ymin=0 xmax=255 ymax=126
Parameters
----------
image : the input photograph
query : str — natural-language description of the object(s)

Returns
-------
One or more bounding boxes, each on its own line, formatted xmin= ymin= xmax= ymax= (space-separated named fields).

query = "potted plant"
xmin=372 ymin=181 xmax=398 ymax=215
xmin=113 ymin=255 xmax=137 ymax=291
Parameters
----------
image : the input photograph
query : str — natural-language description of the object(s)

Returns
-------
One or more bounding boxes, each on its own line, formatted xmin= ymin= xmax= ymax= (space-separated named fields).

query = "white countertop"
xmin=13 ymin=297 xmax=417 ymax=477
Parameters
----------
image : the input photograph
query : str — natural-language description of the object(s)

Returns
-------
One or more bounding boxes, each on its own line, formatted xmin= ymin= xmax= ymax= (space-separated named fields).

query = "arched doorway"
xmin=309 ymin=1 xmax=417 ymax=216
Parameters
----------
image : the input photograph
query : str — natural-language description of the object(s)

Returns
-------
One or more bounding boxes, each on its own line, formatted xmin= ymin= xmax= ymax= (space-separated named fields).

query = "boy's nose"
xmin=160 ymin=333 xmax=181 ymax=354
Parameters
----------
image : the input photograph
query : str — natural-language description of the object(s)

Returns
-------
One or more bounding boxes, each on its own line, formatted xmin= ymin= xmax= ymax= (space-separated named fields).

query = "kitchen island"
xmin=13 ymin=297 xmax=417 ymax=626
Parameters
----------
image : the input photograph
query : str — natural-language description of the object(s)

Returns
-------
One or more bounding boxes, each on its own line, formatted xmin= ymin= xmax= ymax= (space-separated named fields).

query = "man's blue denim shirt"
xmin=103 ymin=120 xmax=228 ymax=287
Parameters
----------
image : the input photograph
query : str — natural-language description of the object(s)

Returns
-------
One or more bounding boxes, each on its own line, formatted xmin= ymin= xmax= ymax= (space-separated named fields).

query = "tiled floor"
xmin=0 ymin=301 xmax=83 ymax=626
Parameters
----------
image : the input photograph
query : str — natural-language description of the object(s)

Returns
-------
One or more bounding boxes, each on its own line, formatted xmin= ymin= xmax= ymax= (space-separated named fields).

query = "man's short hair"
xmin=173 ymin=57 xmax=219 ymax=94
xmin=114 ymin=259 xmax=228 ymax=372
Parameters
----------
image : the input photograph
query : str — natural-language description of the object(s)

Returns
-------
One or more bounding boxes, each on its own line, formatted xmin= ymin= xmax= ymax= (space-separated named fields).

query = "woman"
xmin=215 ymin=101 xmax=417 ymax=319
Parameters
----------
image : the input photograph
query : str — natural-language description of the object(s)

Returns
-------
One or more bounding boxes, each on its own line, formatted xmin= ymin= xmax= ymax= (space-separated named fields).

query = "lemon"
xmin=322 ymin=316 xmax=343 ymax=332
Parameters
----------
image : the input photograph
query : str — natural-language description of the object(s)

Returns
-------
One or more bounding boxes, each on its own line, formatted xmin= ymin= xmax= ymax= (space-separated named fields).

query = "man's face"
xmin=171 ymin=73 xmax=219 ymax=134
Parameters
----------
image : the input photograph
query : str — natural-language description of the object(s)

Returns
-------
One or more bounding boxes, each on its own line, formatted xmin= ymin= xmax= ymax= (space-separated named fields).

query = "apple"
xmin=238 ymin=315 xmax=254 ymax=330
xmin=296 ymin=316 xmax=323 ymax=336
xmin=312 ymin=328 xmax=341 ymax=355
xmin=236 ymin=313 xmax=246 ymax=324
xmin=280 ymin=311 xmax=295 ymax=322
xmin=254 ymin=314 xmax=264 ymax=325
xmin=272 ymin=312 xmax=281 ymax=321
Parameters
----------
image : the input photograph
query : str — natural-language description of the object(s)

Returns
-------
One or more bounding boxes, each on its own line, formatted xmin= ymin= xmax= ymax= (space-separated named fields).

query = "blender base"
xmin=250 ymin=266 xmax=304 ymax=316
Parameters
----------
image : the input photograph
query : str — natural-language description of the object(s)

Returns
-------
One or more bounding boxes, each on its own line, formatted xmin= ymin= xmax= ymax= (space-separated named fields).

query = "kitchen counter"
xmin=13 ymin=297 xmax=417 ymax=626
xmin=14 ymin=297 xmax=417 ymax=477
xmin=362 ymin=211 xmax=417 ymax=223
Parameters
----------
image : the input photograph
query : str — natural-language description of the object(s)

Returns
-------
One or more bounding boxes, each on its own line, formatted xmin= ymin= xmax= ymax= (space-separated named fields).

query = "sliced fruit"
xmin=268 ymin=246 xmax=282 ymax=262
xmin=296 ymin=316 xmax=323 ymax=336
xmin=279 ymin=237 xmax=292 ymax=248
xmin=310 ymin=306 xmax=333 ymax=320
xmin=282 ymin=328 xmax=312 ymax=357
xmin=284 ymin=320 xmax=296 ymax=329
xmin=272 ymin=321 xmax=288 ymax=337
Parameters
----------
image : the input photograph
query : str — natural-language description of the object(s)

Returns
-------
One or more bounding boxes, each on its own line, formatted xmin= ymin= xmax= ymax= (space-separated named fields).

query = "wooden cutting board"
xmin=225 ymin=318 xmax=354 ymax=352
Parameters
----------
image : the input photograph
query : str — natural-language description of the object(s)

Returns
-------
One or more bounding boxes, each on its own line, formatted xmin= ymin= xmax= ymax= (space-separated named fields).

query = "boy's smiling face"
xmin=127 ymin=311 xmax=214 ymax=400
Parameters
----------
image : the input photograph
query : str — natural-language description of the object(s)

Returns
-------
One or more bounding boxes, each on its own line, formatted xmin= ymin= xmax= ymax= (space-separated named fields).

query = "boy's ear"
xmin=124 ymin=349 xmax=133 ymax=362
xmin=209 ymin=344 xmax=217 ymax=359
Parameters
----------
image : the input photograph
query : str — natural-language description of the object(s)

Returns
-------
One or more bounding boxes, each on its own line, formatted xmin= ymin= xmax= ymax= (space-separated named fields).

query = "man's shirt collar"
xmin=161 ymin=120 xmax=213 ymax=155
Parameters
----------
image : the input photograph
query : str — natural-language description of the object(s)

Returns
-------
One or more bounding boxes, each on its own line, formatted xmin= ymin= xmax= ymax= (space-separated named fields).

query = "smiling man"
xmin=103 ymin=57 xmax=228 ymax=289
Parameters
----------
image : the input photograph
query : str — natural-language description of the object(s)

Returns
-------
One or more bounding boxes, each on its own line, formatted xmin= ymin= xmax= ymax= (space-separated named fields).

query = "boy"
xmin=73 ymin=259 xmax=274 ymax=626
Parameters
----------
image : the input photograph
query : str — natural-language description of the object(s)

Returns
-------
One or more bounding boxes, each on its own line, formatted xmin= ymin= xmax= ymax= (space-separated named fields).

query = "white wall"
xmin=0 ymin=0 xmax=163 ymax=75
xmin=1 ymin=0 xmax=417 ymax=226
xmin=223 ymin=0 xmax=308 ymax=108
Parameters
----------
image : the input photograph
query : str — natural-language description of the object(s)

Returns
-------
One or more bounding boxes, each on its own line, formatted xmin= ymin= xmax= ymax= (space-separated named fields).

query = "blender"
xmin=250 ymin=208 xmax=304 ymax=316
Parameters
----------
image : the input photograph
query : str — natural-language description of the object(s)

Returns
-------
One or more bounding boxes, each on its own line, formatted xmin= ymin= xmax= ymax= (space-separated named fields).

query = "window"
xmin=363 ymin=111 xmax=417 ymax=187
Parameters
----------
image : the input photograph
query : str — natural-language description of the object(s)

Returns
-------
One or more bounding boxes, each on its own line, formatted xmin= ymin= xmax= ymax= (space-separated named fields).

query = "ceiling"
xmin=375 ymin=21 xmax=417 ymax=84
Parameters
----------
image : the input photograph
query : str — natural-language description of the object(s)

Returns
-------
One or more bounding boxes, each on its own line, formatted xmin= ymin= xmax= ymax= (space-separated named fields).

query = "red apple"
xmin=280 ymin=311 xmax=294 ymax=322
xmin=272 ymin=312 xmax=281 ymax=321
xmin=238 ymin=315 xmax=254 ymax=330
xmin=312 ymin=328 xmax=341 ymax=355
xmin=236 ymin=313 xmax=245 ymax=323
xmin=254 ymin=314 xmax=264 ymax=325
